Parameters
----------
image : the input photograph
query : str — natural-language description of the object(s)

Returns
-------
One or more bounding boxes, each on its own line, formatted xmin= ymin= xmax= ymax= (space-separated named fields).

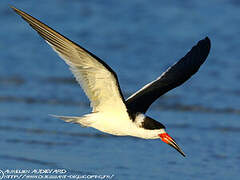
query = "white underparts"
xmin=58 ymin=112 xmax=166 ymax=139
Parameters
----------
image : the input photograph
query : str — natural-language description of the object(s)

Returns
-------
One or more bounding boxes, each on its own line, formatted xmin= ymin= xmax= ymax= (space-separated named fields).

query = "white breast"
xmin=89 ymin=112 xmax=165 ymax=139
xmin=89 ymin=111 xmax=134 ymax=136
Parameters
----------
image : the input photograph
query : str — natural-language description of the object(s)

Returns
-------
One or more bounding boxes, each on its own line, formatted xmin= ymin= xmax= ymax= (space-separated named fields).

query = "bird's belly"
xmin=89 ymin=113 xmax=134 ymax=136
xmin=91 ymin=120 xmax=131 ymax=136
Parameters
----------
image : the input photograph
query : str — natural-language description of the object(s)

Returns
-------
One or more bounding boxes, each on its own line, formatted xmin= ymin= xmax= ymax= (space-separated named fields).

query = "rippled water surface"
xmin=1 ymin=0 xmax=240 ymax=179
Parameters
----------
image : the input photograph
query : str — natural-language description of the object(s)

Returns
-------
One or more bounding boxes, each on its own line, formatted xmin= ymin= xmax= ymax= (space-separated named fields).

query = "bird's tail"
xmin=50 ymin=114 xmax=94 ymax=127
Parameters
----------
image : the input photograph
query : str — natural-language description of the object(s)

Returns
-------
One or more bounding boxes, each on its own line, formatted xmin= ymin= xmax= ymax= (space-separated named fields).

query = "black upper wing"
xmin=126 ymin=37 xmax=211 ymax=113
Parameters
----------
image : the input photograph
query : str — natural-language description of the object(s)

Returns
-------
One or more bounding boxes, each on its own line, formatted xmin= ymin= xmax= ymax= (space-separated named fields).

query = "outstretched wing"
xmin=126 ymin=37 xmax=211 ymax=113
xmin=12 ymin=7 xmax=127 ymax=113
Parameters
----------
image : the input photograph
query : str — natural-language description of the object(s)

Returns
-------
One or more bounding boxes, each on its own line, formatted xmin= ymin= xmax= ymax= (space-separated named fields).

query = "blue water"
xmin=1 ymin=0 xmax=240 ymax=179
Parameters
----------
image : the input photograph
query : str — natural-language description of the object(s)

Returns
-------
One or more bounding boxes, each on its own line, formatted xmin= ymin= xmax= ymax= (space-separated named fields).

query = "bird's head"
xmin=135 ymin=114 xmax=185 ymax=157
xmin=158 ymin=131 xmax=185 ymax=157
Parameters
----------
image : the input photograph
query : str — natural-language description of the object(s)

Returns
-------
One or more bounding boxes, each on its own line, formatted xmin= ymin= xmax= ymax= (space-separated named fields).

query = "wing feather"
xmin=126 ymin=37 xmax=211 ymax=113
xmin=12 ymin=7 xmax=127 ymax=113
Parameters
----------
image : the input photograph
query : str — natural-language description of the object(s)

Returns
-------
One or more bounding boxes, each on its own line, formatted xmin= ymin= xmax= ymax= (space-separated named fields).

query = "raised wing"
xmin=12 ymin=7 xmax=127 ymax=113
xmin=126 ymin=37 xmax=211 ymax=113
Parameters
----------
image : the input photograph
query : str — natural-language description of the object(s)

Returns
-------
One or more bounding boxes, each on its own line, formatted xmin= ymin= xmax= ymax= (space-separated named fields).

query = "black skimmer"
xmin=12 ymin=7 xmax=211 ymax=157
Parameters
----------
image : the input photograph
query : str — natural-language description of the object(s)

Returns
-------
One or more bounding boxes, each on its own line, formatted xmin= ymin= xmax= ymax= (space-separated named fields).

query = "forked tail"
xmin=50 ymin=114 xmax=94 ymax=127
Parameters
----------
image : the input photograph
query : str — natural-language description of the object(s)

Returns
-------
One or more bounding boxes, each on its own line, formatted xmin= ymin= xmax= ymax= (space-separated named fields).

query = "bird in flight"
xmin=12 ymin=6 xmax=211 ymax=157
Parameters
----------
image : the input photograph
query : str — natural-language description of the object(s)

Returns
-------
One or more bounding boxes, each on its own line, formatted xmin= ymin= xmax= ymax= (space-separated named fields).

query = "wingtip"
xmin=10 ymin=5 xmax=22 ymax=15
xmin=10 ymin=6 xmax=25 ymax=16
xmin=10 ymin=5 xmax=18 ymax=12
xmin=202 ymin=36 xmax=211 ymax=47
xmin=198 ymin=36 xmax=211 ymax=51
xmin=204 ymin=36 xmax=211 ymax=43
xmin=205 ymin=36 xmax=211 ymax=50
